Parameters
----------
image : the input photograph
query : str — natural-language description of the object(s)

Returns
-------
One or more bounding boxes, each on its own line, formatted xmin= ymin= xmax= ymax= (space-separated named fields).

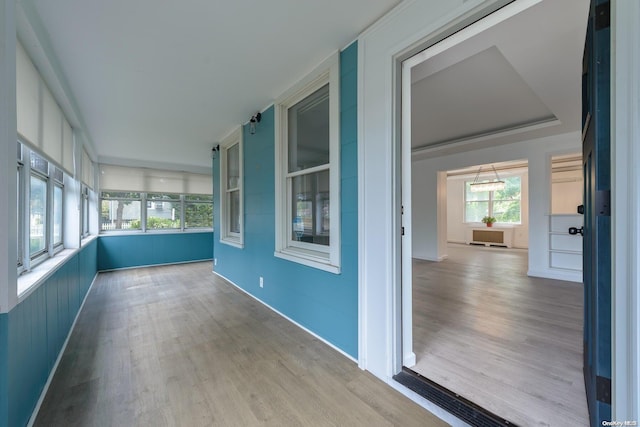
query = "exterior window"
xmin=17 ymin=143 xmax=24 ymax=268
xmin=100 ymin=192 xmax=142 ymax=231
xmin=19 ymin=144 xmax=68 ymax=273
xmin=219 ymin=127 xmax=243 ymax=247
xmin=184 ymin=194 xmax=213 ymax=229
xmin=146 ymin=193 xmax=181 ymax=229
xmin=99 ymin=192 xmax=212 ymax=232
xmin=81 ymin=185 xmax=89 ymax=237
xmin=274 ymin=54 xmax=340 ymax=273
xmin=53 ymin=184 xmax=63 ymax=246
xmin=465 ymin=176 xmax=522 ymax=224
xmin=29 ymin=174 xmax=47 ymax=258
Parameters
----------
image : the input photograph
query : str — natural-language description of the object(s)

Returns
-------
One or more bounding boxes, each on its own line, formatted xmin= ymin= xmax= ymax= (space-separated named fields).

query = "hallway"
xmin=34 ymin=262 xmax=445 ymax=426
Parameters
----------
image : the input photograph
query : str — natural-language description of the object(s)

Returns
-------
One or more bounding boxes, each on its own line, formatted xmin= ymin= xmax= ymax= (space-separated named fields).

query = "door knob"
xmin=568 ymin=226 xmax=584 ymax=236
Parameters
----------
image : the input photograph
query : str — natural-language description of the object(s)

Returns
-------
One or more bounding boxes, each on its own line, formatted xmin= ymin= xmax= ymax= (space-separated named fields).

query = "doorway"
xmin=398 ymin=0 xmax=591 ymax=425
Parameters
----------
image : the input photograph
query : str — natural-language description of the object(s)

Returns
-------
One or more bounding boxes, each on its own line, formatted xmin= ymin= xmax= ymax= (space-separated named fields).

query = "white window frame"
xmin=463 ymin=174 xmax=522 ymax=225
xmin=81 ymin=185 xmax=90 ymax=238
xmin=274 ymin=53 xmax=340 ymax=274
xmin=219 ymin=127 xmax=244 ymax=248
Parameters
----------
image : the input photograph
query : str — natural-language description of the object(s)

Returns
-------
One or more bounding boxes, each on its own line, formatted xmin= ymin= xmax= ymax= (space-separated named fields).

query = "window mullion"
xmin=141 ymin=193 xmax=147 ymax=232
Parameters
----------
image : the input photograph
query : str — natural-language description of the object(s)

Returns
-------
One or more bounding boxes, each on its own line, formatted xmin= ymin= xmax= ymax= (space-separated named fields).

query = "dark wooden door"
xmin=582 ymin=1 xmax=612 ymax=425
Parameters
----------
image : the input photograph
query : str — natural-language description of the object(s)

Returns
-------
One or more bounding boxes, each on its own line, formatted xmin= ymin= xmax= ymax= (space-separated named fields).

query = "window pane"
xmin=30 ymin=175 xmax=47 ymax=256
xmin=227 ymin=144 xmax=240 ymax=189
xmin=147 ymin=197 xmax=181 ymax=229
xmin=101 ymin=191 xmax=140 ymax=200
xmin=465 ymin=182 xmax=490 ymax=201
xmin=291 ymin=170 xmax=330 ymax=246
xmin=493 ymin=176 xmax=521 ymax=223
xmin=288 ymin=84 xmax=330 ymax=172
xmin=185 ymin=202 xmax=212 ymax=228
xmin=100 ymin=200 xmax=141 ymax=231
xmin=228 ymin=190 xmax=240 ymax=233
xmin=82 ymin=196 xmax=89 ymax=235
xmin=147 ymin=193 xmax=180 ymax=201
xmin=465 ymin=201 xmax=489 ymax=223
xmin=493 ymin=200 xmax=521 ymax=223
xmin=17 ymin=168 xmax=22 ymax=265
xmin=185 ymin=194 xmax=212 ymax=202
xmin=30 ymin=152 xmax=48 ymax=175
xmin=53 ymin=185 xmax=63 ymax=245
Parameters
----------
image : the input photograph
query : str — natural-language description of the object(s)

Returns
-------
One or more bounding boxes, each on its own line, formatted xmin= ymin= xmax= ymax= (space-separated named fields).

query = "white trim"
xmin=219 ymin=126 xmax=244 ymax=248
xmin=274 ymin=52 xmax=341 ymax=272
xmin=357 ymin=39 xmax=366 ymax=370
xmin=27 ymin=270 xmax=99 ymax=427
xmin=401 ymin=59 xmax=414 ymax=372
xmin=527 ymin=268 xmax=582 ymax=284
xmin=273 ymin=250 xmax=340 ymax=275
xmin=412 ymin=118 xmax=561 ymax=157
xmin=212 ymin=270 xmax=356 ymax=363
xmin=612 ymin=0 xmax=640 ymax=420
xmin=398 ymin=0 xmax=545 ymax=385
xmin=97 ymin=258 xmax=212 ymax=273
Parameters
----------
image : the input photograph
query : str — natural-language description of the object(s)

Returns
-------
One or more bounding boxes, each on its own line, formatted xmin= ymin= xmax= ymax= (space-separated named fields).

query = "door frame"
xmin=357 ymin=0 xmax=640 ymax=420
xmin=611 ymin=0 xmax=640 ymax=419
xmin=398 ymin=0 xmax=547 ymax=375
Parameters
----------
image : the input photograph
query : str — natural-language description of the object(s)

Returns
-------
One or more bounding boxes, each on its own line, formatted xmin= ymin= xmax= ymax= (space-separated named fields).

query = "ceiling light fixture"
xmin=470 ymin=165 xmax=505 ymax=192
xmin=249 ymin=112 xmax=262 ymax=135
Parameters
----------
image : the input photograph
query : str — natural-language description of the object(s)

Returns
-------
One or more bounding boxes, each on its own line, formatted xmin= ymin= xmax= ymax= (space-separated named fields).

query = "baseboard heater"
xmin=465 ymin=228 xmax=513 ymax=248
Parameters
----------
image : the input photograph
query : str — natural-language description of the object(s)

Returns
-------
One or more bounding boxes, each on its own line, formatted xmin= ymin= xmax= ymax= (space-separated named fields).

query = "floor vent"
xmin=393 ymin=368 xmax=518 ymax=427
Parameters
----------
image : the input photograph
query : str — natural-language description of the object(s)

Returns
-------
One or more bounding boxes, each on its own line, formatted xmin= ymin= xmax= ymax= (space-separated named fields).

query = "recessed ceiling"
xmin=18 ymin=0 xmax=399 ymax=173
xmin=410 ymin=0 xmax=589 ymax=159
xmin=412 ymin=46 xmax=556 ymax=149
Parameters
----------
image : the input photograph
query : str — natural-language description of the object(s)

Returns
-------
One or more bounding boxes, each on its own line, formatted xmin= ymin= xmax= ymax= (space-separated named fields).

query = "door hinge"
xmin=596 ymin=190 xmax=611 ymax=216
xmin=401 ymin=227 xmax=405 ymax=236
xmin=597 ymin=375 xmax=612 ymax=405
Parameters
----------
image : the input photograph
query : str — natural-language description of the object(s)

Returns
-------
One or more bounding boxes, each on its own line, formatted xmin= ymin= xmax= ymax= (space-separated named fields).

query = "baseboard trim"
xmin=98 ymin=258 xmax=213 ymax=273
xmin=27 ymin=272 xmax=99 ymax=427
xmin=528 ymin=268 xmax=582 ymax=283
xmin=212 ymin=270 xmax=358 ymax=364
xmin=403 ymin=352 xmax=416 ymax=367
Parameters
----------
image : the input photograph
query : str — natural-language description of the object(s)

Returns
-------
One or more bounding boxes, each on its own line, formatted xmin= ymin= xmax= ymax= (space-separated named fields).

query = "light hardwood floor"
xmin=412 ymin=244 xmax=588 ymax=427
xmin=35 ymin=262 xmax=447 ymax=427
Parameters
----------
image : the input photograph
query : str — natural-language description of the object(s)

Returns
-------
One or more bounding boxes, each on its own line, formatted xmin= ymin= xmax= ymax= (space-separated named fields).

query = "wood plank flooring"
xmin=412 ymin=244 xmax=588 ymax=427
xmin=35 ymin=262 xmax=447 ymax=427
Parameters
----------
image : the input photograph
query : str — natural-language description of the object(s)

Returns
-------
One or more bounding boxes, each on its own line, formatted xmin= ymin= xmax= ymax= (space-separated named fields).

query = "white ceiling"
xmin=18 ymin=0 xmax=399 ymax=173
xmin=410 ymin=0 xmax=589 ymax=159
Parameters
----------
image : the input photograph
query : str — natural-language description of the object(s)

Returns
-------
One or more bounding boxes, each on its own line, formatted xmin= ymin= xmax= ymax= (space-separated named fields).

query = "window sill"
xmin=99 ymin=228 xmax=213 ymax=236
xmin=18 ymin=247 xmax=79 ymax=301
xmin=220 ymin=237 xmax=244 ymax=249
xmin=274 ymin=248 xmax=340 ymax=274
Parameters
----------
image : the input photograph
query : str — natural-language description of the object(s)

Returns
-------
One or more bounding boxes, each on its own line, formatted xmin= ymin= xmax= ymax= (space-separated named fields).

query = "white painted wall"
xmin=445 ymin=171 xmax=529 ymax=248
xmin=0 ymin=0 xmax=17 ymax=313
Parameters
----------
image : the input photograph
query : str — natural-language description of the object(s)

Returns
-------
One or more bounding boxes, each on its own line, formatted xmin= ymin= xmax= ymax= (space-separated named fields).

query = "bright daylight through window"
xmin=465 ymin=176 xmax=521 ymax=223
xmin=274 ymin=54 xmax=340 ymax=273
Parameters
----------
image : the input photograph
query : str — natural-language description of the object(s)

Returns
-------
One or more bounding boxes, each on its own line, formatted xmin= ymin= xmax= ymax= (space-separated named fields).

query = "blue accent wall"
xmin=97 ymin=232 xmax=213 ymax=271
xmin=0 ymin=239 xmax=97 ymax=427
xmin=213 ymin=42 xmax=358 ymax=358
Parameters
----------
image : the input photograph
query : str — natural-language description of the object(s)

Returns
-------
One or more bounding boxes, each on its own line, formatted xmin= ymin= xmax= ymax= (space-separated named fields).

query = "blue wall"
xmin=213 ymin=42 xmax=359 ymax=358
xmin=97 ymin=232 xmax=213 ymax=271
xmin=0 ymin=239 xmax=97 ymax=427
